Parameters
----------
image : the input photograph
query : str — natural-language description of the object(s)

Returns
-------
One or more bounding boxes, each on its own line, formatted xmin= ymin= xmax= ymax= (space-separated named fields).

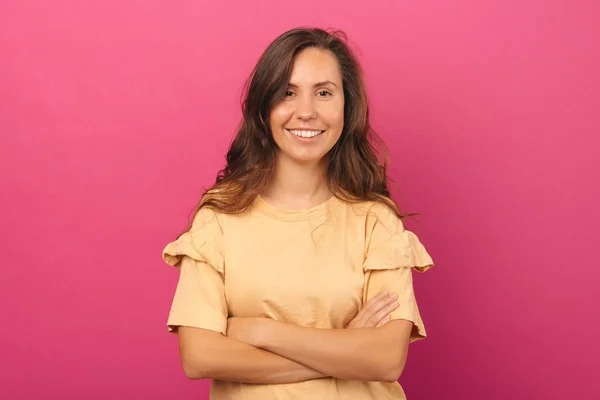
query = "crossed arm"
xmin=229 ymin=317 xmax=413 ymax=382
xmin=176 ymin=291 xmax=414 ymax=384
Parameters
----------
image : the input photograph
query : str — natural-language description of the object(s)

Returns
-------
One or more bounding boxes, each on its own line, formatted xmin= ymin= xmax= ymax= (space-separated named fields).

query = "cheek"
xmin=270 ymin=103 xmax=293 ymax=129
xmin=322 ymin=99 xmax=344 ymax=126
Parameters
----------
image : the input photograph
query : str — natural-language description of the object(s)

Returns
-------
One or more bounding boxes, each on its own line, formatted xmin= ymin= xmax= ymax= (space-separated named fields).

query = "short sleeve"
xmin=362 ymin=203 xmax=434 ymax=343
xmin=162 ymin=207 xmax=228 ymax=335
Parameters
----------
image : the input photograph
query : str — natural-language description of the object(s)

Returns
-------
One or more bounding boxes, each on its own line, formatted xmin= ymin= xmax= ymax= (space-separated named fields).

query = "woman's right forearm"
xmin=177 ymin=326 xmax=327 ymax=384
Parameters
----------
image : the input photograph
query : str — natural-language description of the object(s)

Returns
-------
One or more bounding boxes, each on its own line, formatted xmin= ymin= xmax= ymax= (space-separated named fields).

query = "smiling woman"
xmin=162 ymin=27 xmax=434 ymax=400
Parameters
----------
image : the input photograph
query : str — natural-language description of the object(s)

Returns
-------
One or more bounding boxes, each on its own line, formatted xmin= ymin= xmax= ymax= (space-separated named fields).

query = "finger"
xmin=368 ymin=301 xmax=399 ymax=326
xmin=347 ymin=290 xmax=389 ymax=328
xmin=365 ymin=292 xmax=398 ymax=317
xmin=353 ymin=291 xmax=397 ymax=328
xmin=362 ymin=290 xmax=391 ymax=313
xmin=375 ymin=315 xmax=391 ymax=327
xmin=367 ymin=290 xmax=390 ymax=307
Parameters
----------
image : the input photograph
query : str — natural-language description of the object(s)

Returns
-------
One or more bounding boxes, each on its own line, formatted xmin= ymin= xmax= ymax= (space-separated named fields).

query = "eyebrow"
xmin=287 ymin=80 xmax=339 ymax=89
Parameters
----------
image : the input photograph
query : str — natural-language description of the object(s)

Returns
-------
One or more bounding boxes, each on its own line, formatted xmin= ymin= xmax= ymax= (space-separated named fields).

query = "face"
xmin=269 ymin=47 xmax=345 ymax=165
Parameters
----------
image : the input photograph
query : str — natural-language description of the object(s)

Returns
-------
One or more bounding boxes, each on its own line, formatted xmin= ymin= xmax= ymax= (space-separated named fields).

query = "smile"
xmin=286 ymin=129 xmax=325 ymax=138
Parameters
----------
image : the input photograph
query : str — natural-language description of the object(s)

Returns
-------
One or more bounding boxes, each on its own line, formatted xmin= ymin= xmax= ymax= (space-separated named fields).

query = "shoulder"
xmin=190 ymin=188 xmax=230 ymax=231
xmin=190 ymin=204 xmax=219 ymax=226
xmin=187 ymin=188 xmax=227 ymax=235
xmin=345 ymin=198 xmax=404 ymax=230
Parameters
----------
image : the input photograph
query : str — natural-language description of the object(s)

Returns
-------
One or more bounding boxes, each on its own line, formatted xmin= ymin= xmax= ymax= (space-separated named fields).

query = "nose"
xmin=295 ymin=94 xmax=317 ymax=120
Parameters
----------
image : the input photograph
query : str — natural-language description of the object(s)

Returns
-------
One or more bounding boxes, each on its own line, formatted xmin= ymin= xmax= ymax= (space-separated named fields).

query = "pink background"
xmin=1 ymin=0 xmax=598 ymax=399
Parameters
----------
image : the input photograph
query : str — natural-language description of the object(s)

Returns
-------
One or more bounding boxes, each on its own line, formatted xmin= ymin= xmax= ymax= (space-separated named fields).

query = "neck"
xmin=263 ymin=155 xmax=331 ymax=209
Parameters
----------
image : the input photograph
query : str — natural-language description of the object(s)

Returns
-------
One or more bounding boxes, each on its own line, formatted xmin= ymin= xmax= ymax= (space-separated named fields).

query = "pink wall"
xmin=1 ymin=0 xmax=598 ymax=398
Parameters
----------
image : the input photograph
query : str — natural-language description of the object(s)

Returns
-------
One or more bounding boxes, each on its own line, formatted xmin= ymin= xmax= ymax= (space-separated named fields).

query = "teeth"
xmin=289 ymin=129 xmax=323 ymax=138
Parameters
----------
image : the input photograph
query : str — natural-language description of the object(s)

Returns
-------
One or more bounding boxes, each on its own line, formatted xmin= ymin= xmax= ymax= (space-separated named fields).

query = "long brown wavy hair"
xmin=185 ymin=27 xmax=416 ymax=230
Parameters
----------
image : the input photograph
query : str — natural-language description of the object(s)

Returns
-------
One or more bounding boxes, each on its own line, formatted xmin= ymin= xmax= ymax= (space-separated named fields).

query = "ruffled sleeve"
xmin=162 ymin=205 xmax=225 ymax=272
xmin=162 ymin=207 xmax=228 ymax=335
xmin=363 ymin=203 xmax=434 ymax=342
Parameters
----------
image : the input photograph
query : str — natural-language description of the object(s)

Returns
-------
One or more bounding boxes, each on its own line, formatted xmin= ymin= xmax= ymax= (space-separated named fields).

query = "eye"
xmin=318 ymin=90 xmax=332 ymax=97
xmin=284 ymin=90 xmax=295 ymax=97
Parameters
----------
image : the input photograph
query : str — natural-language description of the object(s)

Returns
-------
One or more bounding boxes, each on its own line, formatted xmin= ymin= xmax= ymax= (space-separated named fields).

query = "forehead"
xmin=288 ymin=47 xmax=342 ymax=85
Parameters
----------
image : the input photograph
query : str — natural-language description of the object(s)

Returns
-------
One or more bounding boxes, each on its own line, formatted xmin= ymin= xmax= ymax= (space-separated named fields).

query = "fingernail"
xmin=382 ymin=290 xmax=389 ymax=296
xmin=390 ymin=293 xmax=398 ymax=299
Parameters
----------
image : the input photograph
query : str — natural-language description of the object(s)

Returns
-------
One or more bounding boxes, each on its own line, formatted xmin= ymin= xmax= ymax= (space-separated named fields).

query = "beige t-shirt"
xmin=162 ymin=195 xmax=434 ymax=400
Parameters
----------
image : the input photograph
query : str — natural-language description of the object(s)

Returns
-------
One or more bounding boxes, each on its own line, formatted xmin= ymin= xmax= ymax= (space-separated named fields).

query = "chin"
xmin=284 ymin=151 xmax=326 ymax=165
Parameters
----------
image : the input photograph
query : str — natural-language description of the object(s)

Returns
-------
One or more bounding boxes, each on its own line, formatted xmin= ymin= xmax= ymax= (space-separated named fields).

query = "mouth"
xmin=286 ymin=128 xmax=326 ymax=139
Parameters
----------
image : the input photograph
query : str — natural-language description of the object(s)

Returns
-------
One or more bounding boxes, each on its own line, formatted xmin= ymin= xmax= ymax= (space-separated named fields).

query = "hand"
xmin=227 ymin=316 xmax=271 ymax=347
xmin=346 ymin=290 xmax=399 ymax=329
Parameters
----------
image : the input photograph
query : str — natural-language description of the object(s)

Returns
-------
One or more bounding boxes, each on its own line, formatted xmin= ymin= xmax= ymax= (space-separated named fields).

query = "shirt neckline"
xmin=254 ymin=194 xmax=343 ymax=222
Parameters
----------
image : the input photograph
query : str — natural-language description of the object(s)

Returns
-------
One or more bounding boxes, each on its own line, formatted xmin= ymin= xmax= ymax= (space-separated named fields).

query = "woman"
xmin=162 ymin=27 xmax=434 ymax=399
